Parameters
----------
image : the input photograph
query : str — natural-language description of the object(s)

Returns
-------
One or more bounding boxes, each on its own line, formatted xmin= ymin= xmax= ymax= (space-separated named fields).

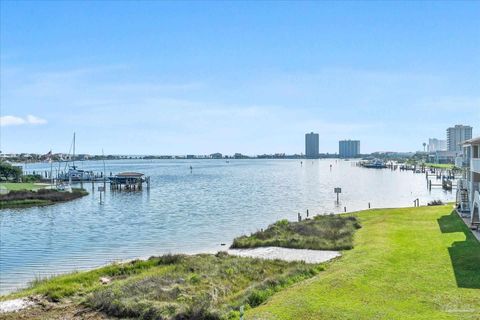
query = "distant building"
xmin=428 ymin=138 xmax=447 ymax=152
xmin=339 ymin=140 xmax=360 ymax=158
xmin=447 ymin=125 xmax=473 ymax=152
xmin=210 ymin=153 xmax=222 ymax=159
xmin=234 ymin=153 xmax=249 ymax=159
xmin=428 ymin=150 xmax=460 ymax=164
xmin=305 ymin=132 xmax=319 ymax=159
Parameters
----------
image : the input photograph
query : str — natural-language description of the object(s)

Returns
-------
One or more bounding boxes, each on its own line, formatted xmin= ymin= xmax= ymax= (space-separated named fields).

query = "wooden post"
xmin=344 ymin=206 xmax=347 ymax=212
xmin=368 ymin=202 xmax=371 ymax=208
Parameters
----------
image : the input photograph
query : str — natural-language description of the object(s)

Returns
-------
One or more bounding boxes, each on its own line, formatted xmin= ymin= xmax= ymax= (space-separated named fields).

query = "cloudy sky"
xmin=1 ymin=1 xmax=479 ymax=155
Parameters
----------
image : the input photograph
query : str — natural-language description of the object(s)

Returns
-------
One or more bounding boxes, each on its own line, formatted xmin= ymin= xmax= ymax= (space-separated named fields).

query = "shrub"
xmin=428 ymin=200 xmax=444 ymax=206
xmin=22 ymin=174 xmax=42 ymax=182
xmin=231 ymin=214 xmax=361 ymax=251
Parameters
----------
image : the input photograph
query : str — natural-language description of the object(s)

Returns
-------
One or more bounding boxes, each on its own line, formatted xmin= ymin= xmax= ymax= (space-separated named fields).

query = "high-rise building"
xmin=305 ymin=132 xmax=319 ymax=159
xmin=339 ymin=140 xmax=360 ymax=158
xmin=447 ymin=125 xmax=473 ymax=152
xmin=428 ymin=138 xmax=447 ymax=152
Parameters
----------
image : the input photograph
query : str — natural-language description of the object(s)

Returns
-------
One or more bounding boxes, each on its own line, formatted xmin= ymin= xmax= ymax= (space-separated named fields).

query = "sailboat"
xmin=59 ymin=133 xmax=95 ymax=182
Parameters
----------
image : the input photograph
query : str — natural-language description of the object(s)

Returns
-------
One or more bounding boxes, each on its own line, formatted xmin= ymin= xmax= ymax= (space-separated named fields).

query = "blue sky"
xmin=1 ymin=1 xmax=479 ymax=155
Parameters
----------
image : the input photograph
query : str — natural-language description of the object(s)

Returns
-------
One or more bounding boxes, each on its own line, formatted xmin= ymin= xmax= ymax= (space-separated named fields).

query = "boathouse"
xmin=109 ymin=172 xmax=149 ymax=191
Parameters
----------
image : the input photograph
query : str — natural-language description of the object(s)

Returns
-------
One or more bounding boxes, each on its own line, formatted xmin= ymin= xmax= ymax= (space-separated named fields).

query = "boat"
xmin=57 ymin=133 xmax=98 ymax=182
xmin=56 ymin=183 xmax=72 ymax=192
xmin=362 ymin=159 xmax=387 ymax=169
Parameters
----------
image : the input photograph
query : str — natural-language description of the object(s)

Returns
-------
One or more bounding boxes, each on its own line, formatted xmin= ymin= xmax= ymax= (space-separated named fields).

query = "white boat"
xmin=56 ymin=183 xmax=72 ymax=192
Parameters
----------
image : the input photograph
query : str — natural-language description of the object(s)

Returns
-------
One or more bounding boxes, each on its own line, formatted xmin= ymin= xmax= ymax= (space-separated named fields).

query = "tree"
xmin=0 ymin=162 xmax=23 ymax=181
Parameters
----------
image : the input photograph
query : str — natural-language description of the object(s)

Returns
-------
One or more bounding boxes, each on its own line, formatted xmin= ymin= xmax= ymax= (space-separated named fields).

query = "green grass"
xmin=232 ymin=215 xmax=361 ymax=250
xmin=5 ymin=254 xmax=324 ymax=319
xmin=424 ymin=163 xmax=457 ymax=170
xmin=3 ymin=206 xmax=479 ymax=319
xmin=8 ymin=257 xmax=170 ymax=301
xmin=248 ymin=206 xmax=480 ymax=320
xmin=0 ymin=188 xmax=88 ymax=209
xmin=0 ymin=199 xmax=51 ymax=208
xmin=0 ymin=182 xmax=45 ymax=191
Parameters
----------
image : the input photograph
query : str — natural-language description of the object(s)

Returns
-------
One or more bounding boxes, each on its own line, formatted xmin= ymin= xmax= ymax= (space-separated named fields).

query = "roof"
xmin=463 ymin=136 xmax=480 ymax=145
xmin=115 ymin=172 xmax=145 ymax=177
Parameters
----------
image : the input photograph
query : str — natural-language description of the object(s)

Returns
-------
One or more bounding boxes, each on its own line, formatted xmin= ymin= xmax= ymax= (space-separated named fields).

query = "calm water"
xmin=0 ymin=159 xmax=454 ymax=294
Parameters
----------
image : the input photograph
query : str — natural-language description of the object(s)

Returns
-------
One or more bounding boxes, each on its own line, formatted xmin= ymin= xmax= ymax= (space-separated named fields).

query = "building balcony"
xmin=472 ymin=158 xmax=480 ymax=174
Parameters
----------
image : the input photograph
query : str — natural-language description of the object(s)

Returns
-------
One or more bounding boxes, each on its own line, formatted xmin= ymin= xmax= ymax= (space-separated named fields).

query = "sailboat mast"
xmin=73 ymin=132 xmax=76 ymax=168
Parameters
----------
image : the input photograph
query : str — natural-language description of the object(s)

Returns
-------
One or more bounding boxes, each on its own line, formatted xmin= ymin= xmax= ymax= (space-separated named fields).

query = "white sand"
xmin=0 ymin=298 xmax=34 ymax=313
xmin=227 ymin=247 xmax=341 ymax=263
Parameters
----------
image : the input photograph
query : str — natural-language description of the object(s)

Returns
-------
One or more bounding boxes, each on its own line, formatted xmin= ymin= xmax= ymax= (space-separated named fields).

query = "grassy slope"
xmin=248 ymin=206 xmax=480 ymax=320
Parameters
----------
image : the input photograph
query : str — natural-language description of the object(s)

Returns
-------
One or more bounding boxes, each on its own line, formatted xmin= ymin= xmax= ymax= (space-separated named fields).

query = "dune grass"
xmin=248 ymin=206 xmax=480 ymax=320
xmin=231 ymin=214 xmax=361 ymax=251
xmin=4 ymin=253 xmax=324 ymax=319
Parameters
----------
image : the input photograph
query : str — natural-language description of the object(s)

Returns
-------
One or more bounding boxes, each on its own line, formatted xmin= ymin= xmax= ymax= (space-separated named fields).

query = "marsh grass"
xmin=0 ymin=188 xmax=88 ymax=209
xmin=6 ymin=253 xmax=324 ymax=319
xmin=86 ymin=253 xmax=323 ymax=319
xmin=231 ymin=214 xmax=361 ymax=250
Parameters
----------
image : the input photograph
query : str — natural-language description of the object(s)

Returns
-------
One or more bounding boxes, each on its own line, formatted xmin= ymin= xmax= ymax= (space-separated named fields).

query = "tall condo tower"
xmin=447 ymin=125 xmax=473 ymax=152
xmin=339 ymin=140 xmax=360 ymax=158
xmin=305 ymin=132 xmax=319 ymax=159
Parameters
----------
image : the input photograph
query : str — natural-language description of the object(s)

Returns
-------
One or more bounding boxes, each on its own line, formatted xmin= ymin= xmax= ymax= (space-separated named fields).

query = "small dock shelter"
xmin=109 ymin=172 xmax=150 ymax=191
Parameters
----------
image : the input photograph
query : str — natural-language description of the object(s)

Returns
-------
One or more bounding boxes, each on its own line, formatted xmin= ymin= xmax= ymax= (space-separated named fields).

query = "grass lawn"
xmin=232 ymin=215 xmax=361 ymax=251
xmin=248 ymin=206 xmax=480 ymax=320
xmin=0 ymin=182 xmax=45 ymax=191
xmin=424 ymin=163 xmax=457 ymax=170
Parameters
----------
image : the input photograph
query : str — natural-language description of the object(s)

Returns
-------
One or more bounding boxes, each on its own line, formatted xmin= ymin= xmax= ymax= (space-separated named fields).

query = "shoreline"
xmin=1 ymin=205 xmax=478 ymax=320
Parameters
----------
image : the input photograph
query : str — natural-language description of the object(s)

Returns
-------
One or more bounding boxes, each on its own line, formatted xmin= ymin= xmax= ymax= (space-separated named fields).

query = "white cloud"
xmin=0 ymin=114 xmax=47 ymax=127
xmin=0 ymin=115 xmax=26 ymax=126
xmin=25 ymin=114 xmax=47 ymax=124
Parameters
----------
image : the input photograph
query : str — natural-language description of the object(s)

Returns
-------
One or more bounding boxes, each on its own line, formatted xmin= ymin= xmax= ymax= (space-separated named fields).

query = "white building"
xmin=447 ymin=125 xmax=472 ymax=152
xmin=457 ymin=136 xmax=480 ymax=228
xmin=428 ymin=138 xmax=446 ymax=152
xmin=339 ymin=140 xmax=360 ymax=158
